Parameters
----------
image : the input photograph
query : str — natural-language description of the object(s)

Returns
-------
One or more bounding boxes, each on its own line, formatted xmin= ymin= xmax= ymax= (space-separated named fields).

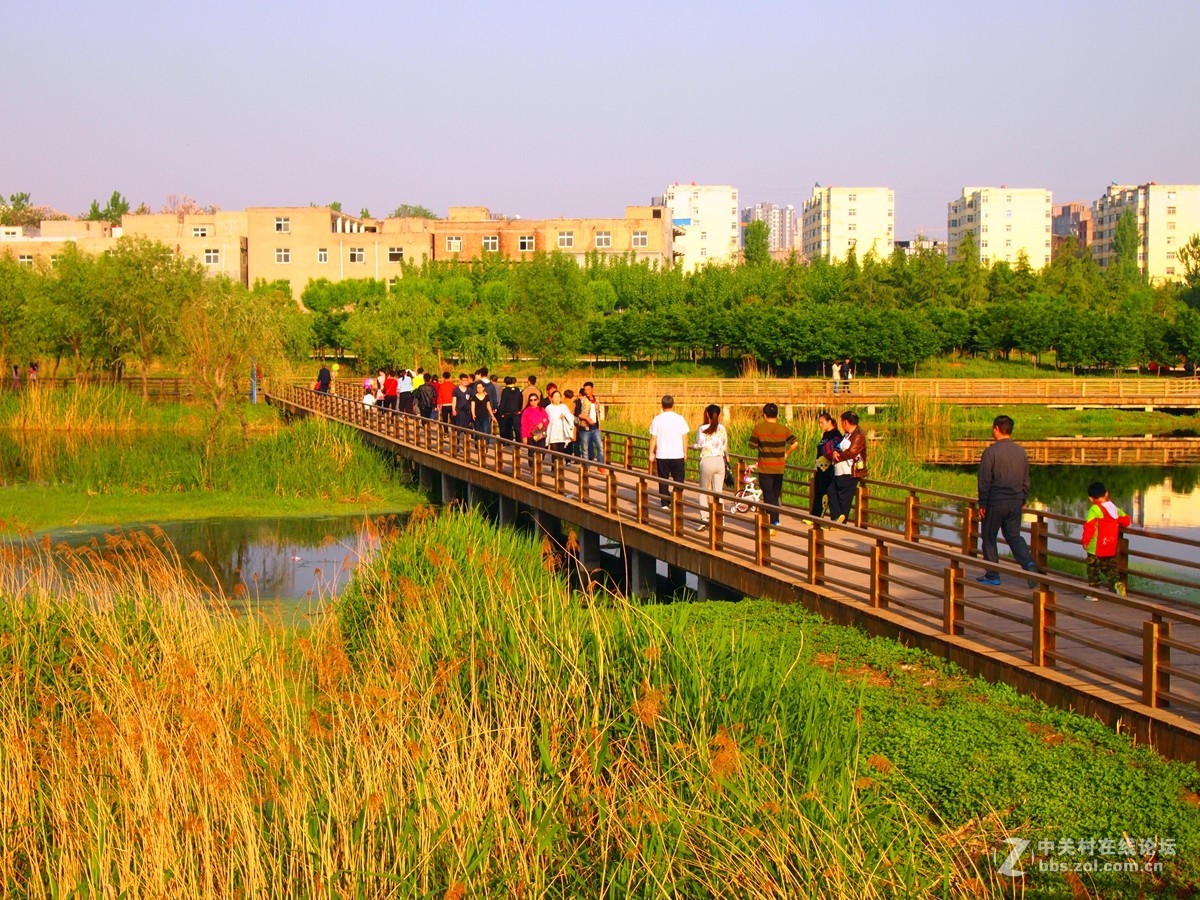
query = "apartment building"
xmin=122 ymin=211 xmax=250 ymax=283
xmin=741 ymin=202 xmax=796 ymax=252
xmin=428 ymin=205 xmax=673 ymax=267
xmin=1091 ymin=183 xmax=1200 ymax=282
xmin=657 ymin=183 xmax=739 ymax=271
xmin=1052 ymin=201 xmax=1092 ymax=246
xmin=2 ymin=201 xmax=676 ymax=292
xmin=0 ymin=220 xmax=117 ymax=268
xmin=947 ymin=187 xmax=1052 ymax=268
xmin=801 ymin=186 xmax=894 ymax=262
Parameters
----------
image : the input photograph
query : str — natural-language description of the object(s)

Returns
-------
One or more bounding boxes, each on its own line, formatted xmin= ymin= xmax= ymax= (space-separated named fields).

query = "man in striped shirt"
xmin=748 ymin=402 xmax=798 ymax=532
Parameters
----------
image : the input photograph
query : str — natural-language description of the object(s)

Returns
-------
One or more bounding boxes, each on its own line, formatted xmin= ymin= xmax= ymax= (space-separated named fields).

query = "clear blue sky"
xmin=4 ymin=0 xmax=1197 ymax=240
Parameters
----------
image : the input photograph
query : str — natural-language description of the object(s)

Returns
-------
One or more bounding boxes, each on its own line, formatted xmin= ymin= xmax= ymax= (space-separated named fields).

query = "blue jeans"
xmin=579 ymin=428 xmax=603 ymax=463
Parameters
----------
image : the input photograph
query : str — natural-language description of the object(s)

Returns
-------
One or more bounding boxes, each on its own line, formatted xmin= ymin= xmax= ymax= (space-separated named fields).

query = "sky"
xmin=3 ymin=0 xmax=1198 ymax=240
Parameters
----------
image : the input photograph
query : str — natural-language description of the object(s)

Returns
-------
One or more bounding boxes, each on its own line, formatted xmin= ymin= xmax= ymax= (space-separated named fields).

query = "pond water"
xmin=29 ymin=513 xmax=404 ymax=619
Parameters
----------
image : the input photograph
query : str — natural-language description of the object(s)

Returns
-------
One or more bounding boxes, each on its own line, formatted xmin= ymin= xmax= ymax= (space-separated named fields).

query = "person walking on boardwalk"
xmin=575 ymin=381 xmax=604 ymax=464
xmin=649 ymin=395 xmax=690 ymax=509
xmin=828 ymin=411 xmax=866 ymax=524
xmin=315 ymin=364 xmax=331 ymax=394
xmin=811 ymin=411 xmax=842 ymax=519
xmin=976 ymin=414 xmax=1039 ymax=586
xmin=831 ymin=360 xmax=842 ymax=395
xmin=693 ymin=404 xmax=728 ymax=529
xmin=1082 ymin=481 xmax=1131 ymax=601
xmin=842 ymin=359 xmax=853 ymax=395
xmin=470 ymin=380 xmax=497 ymax=448
xmin=748 ymin=402 xmax=798 ymax=531
xmin=437 ymin=370 xmax=456 ymax=422
xmin=453 ymin=372 xmax=474 ymax=432
xmin=497 ymin=376 xmax=524 ymax=441
xmin=545 ymin=390 xmax=576 ymax=463
xmin=520 ymin=390 xmax=549 ymax=465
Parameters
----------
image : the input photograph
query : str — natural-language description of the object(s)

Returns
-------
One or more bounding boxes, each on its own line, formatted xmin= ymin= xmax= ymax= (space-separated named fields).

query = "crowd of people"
xmin=315 ymin=364 xmax=1137 ymax=597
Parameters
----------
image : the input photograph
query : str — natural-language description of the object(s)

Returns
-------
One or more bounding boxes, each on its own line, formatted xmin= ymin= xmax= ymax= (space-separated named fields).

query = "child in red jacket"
xmin=1082 ymin=481 xmax=1131 ymax=601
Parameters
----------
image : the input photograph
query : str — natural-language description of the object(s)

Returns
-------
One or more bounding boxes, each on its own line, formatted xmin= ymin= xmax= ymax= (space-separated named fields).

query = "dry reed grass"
xmin=0 ymin=508 xmax=1008 ymax=897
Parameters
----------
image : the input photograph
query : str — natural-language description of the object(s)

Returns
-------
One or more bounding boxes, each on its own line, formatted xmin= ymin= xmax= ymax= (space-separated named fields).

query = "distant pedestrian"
xmin=415 ymin=374 xmax=439 ymax=420
xmin=562 ymin=390 xmax=580 ymax=458
xmin=453 ymin=373 xmax=473 ymax=428
xmin=976 ymin=414 xmax=1039 ymax=586
xmin=28 ymin=362 xmax=38 ymax=385
xmin=749 ymin=402 xmax=798 ymax=530
xmin=497 ymin=376 xmax=524 ymax=441
xmin=540 ymin=382 xmax=557 ymax=410
xmin=520 ymin=391 xmax=549 ymax=465
xmin=575 ymin=381 xmax=604 ymax=464
xmin=522 ymin=375 xmax=540 ymax=410
xmin=315 ymin=364 xmax=331 ymax=394
xmin=842 ymin=359 xmax=853 ymax=395
xmin=398 ymin=369 xmax=414 ymax=414
xmin=11 ymin=365 xmax=20 ymax=391
xmin=811 ymin=411 xmax=842 ymax=519
xmin=470 ymin=381 xmax=497 ymax=445
xmin=1082 ymin=481 xmax=1131 ymax=601
xmin=362 ymin=379 xmax=377 ymax=406
xmin=693 ymin=404 xmax=728 ymax=529
xmin=831 ymin=360 xmax=842 ymax=395
xmin=649 ymin=395 xmax=691 ymax=509
xmin=829 ymin=411 xmax=866 ymax=524
xmin=382 ymin=369 xmax=399 ymax=410
xmin=545 ymin=390 xmax=576 ymax=461
xmin=437 ymin=370 xmax=456 ymax=422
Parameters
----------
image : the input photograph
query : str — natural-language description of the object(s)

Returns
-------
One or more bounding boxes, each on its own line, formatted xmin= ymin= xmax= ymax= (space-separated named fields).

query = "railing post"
xmin=606 ymin=469 xmax=617 ymax=513
xmin=755 ymin=511 xmax=769 ymax=566
xmin=943 ymin=561 xmax=964 ymax=636
xmin=709 ymin=498 xmax=722 ymax=553
xmin=603 ymin=433 xmax=611 ymax=465
xmin=554 ymin=455 xmax=564 ymax=493
xmin=962 ymin=505 xmax=977 ymax=556
xmin=1030 ymin=513 xmax=1048 ymax=572
xmin=578 ymin=462 xmax=588 ymax=503
xmin=625 ymin=436 xmax=634 ymax=470
xmin=1142 ymin=618 xmax=1171 ymax=709
xmin=904 ymin=491 xmax=917 ymax=542
xmin=808 ymin=524 xmax=823 ymax=585
xmin=636 ymin=479 xmax=648 ymax=524
xmin=1117 ymin=534 xmax=1130 ymax=594
xmin=869 ymin=541 xmax=888 ymax=609
xmin=671 ymin=491 xmax=683 ymax=537
xmin=494 ymin=439 xmax=504 ymax=474
xmin=857 ymin=482 xmax=870 ymax=529
xmin=1032 ymin=588 xmax=1056 ymax=668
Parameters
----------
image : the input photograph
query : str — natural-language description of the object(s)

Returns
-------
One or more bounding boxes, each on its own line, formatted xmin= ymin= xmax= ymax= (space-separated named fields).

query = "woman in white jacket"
xmin=545 ymin=391 xmax=576 ymax=461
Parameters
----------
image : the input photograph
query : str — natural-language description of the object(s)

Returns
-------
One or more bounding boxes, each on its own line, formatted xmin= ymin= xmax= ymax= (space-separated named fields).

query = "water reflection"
xmin=1027 ymin=466 xmax=1200 ymax=530
xmin=35 ymin=513 xmax=404 ymax=613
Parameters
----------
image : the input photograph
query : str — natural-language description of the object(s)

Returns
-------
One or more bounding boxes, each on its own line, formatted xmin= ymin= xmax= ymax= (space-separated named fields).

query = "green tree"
xmin=84 ymin=191 xmax=130 ymax=224
xmin=0 ymin=192 xmax=42 ymax=228
xmin=1177 ymin=234 xmax=1200 ymax=307
xmin=508 ymin=253 xmax=588 ymax=365
xmin=1110 ymin=208 xmax=1143 ymax=289
xmin=743 ymin=220 xmax=770 ymax=267
xmin=181 ymin=277 xmax=294 ymax=463
xmin=0 ymin=253 xmax=37 ymax=371
xmin=953 ymin=231 xmax=988 ymax=307
xmin=103 ymin=236 xmax=205 ymax=397
xmin=388 ymin=204 xmax=439 ymax=219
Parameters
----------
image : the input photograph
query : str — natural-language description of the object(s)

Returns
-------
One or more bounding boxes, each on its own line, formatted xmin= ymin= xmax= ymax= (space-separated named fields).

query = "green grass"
xmin=946 ymin=406 xmax=1200 ymax=440
xmin=0 ymin=418 xmax=420 ymax=533
xmin=643 ymin=597 xmax=1200 ymax=897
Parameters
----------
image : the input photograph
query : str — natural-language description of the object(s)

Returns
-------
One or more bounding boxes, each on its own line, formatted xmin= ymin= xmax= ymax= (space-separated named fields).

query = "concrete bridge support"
xmin=697 ymin=576 xmax=741 ymax=602
xmin=418 ymin=464 xmax=439 ymax=501
xmin=441 ymin=473 xmax=465 ymax=506
xmin=625 ymin=548 xmax=657 ymax=599
xmin=497 ymin=494 xmax=518 ymax=527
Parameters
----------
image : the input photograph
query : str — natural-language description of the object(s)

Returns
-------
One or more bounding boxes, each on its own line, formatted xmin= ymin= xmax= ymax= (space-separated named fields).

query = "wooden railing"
xmin=280 ymin=384 xmax=1200 ymax=717
xmin=598 ymin=427 xmax=1200 ymax=609
xmin=927 ymin=437 xmax=1200 ymax=467
xmin=0 ymin=375 xmax=190 ymax=400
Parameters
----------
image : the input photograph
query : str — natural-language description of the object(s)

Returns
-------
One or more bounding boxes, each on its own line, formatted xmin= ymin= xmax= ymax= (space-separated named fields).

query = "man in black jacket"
xmin=497 ymin=376 xmax=524 ymax=441
xmin=977 ymin=414 xmax=1039 ymax=586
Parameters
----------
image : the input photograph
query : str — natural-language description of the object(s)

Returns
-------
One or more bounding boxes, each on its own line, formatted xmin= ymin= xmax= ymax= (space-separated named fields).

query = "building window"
xmin=981 ymin=240 xmax=988 ymax=248
xmin=204 ymin=248 xmax=220 ymax=265
xmin=481 ymin=236 xmax=499 ymax=252
xmin=632 ymin=231 xmax=648 ymax=248
xmin=1005 ymin=210 xmax=1013 ymax=218
xmin=848 ymin=224 xmax=857 ymax=232
xmin=982 ymin=225 xmax=989 ymax=233
xmin=1168 ymin=222 xmax=1177 ymax=230
xmin=518 ymin=235 xmax=535 ymax=252
xmin=700 ymin=231 xmax=707 ymax=240
xmin=848 ymin=208 xmax=856 ymax=216
xmin=1167 ymin=267 xmax=1176 ymax=275
xmin=275 ymin=217 xmax=290 ymax=233
xmin=17 ymin=255 xmax=33 ymax=266
xmin=1167 ymin=251 xmax=1177 ymax=260
xmin=350 ymin=247 xmax=365 ymax=263
xmin=446 ymin=236 xmax=462 ymax=252
xmin=1005 ymin=240 xmax=1012 ymax=248
xmin=1045 ymin=241 xmax=1051 ymax=248
xmin=388 ymin=277 xmax=399 ymax=288
xmin=1006 ymin=224 xmax=1012 ymax=232
xmin=193 ymin=226 xmax=209 ymax=238
xmin=1167 ymin=206 xmax=1177 ymax=215
xmin=1167 ymin=191 xmax=1177 ymax=200
xmin=317 ymin=248 xmax=328 ymax=263
xmin=595 ymin=231 xmax=611 ymax=249
xmin=848 ymin=194 xmax=857 ymax=202
xmin=558 ymin=231 xmax=574 ymax=249
xmin=1167 ymin=237 xmax=1175 ymax=245
xmin=700 ymin=249 xmax=707 ymax=258
xmin=388 ymin=247 xmax=404 ymax=262
xmin=275 ymin=248 xmax=290 ymax=264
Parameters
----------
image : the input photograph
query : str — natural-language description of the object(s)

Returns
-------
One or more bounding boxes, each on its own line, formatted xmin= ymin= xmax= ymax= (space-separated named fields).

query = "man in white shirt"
xmin=648 ymin=395 xmax=690 ymax=509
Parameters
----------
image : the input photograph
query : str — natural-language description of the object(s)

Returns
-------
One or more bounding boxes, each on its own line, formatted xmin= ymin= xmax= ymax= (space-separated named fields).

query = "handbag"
xmin=530 ymin=424 xmax=547 ymax=442
xmin=723 ymin=455 xmax=734 ymax=489
xmin=852 ymin=457 xmax=868 ymax=479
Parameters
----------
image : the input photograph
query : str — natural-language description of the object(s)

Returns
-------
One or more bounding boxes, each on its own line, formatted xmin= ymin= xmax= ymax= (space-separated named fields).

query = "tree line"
xmin=306 ymin=212 xmax=1200 ymax=372
xmin=4 ymin=211 xmax=1200 ymax=377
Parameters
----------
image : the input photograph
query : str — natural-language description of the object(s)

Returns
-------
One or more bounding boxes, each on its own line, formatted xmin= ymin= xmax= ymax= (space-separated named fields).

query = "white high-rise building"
xmin=741 ymin=202 xmax=796 ymax=252
xmin=658 ymin=183 xmax=739 ymax=271
xmin=801 ymin=186 xmax=894 ymax=262
xmin=1092 ymin=183 xmax=1200 ymax=283
xmin=947 ymin=187 xmax=1052 ymax=268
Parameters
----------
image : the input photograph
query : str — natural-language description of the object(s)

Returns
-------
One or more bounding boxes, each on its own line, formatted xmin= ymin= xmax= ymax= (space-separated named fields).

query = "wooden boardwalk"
xmin=589 ymin=376 xmax=1200 ymax=410
xmin=271 ymin=386 xmax=1200 ymax=762
xmin=927 ymin=436 xmax=1200 ymax=467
